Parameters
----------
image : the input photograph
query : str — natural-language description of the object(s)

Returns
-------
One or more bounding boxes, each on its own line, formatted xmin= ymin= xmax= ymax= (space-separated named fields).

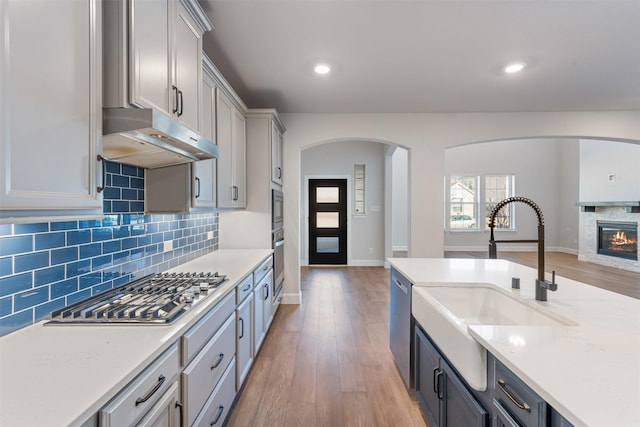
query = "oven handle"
xmin=274 ymin=239 xmax=284 ymax=248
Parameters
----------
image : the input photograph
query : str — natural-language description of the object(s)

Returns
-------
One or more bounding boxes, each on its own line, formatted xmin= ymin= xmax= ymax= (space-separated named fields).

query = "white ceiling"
xmin=200 ymin=0 xmax=640 ymax=114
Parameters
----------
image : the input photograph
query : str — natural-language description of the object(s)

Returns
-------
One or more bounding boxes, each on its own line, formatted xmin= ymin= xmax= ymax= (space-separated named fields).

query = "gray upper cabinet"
xmin=216 ymin=89 xmax=247 ymax=209
xmin=0 ymin=0 xmax=103 ymax=223
xmin=103 ymin=0 xmax=211 ymax=133
xmin=271 ymin=120 xmax=284 ymax=186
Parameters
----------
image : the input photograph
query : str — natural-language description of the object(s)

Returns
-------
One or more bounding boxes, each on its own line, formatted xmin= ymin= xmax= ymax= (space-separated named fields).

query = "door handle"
xmin=239 ymin=317 xmax=244 ymax=339
xmin=195 ymin=177 xmax=201 ymax=199
xmin=178 ymin=89 xmax=184 ymax=116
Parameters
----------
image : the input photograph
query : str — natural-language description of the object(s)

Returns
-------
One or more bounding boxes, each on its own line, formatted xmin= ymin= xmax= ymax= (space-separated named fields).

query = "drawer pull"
xmin=210 ymin=405 xmax=224 ymax=425
xmin=135 ymin=375 xmax=166 ymax=406
xmin=498 ymin=379 xmax=532 ymax=413
xmin=242 ymin=284 xmax=251 ymax=292
xmin=210 ymin=353 xmax=225 ymax=370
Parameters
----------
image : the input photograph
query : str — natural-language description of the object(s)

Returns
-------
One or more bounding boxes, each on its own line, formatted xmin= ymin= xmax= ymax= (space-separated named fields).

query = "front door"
xmin=308 ymin=179 xmax=347 ymax=265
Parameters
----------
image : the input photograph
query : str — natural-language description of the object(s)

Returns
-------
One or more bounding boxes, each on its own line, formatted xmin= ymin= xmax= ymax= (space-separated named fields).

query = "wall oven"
xmin=272 ymin=189 xmax=283 ymax=232
xmin=272 ymin=189 xmax=284 ymax=299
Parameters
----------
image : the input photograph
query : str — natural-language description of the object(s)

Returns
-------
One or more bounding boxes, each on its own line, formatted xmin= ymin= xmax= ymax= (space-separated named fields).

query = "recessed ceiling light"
xmin=314 ymin=63 xmax=331 ymax=75
xmin=504 ymin=62 xmax=526 ymax=74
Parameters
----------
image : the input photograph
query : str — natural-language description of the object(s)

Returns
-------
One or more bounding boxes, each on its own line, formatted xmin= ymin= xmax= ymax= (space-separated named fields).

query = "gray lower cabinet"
xmin=236 ymin=292 xmax=254 ymax=390
xmin=416 ymin=325 xmax=489 ymax=427
xmin=182 ymin=314 xmax=236 ymax=426
xmin=192 ymin=359 xmax=236 ymax=426
xmin=99 ymin=344 xmax=180 ymax=426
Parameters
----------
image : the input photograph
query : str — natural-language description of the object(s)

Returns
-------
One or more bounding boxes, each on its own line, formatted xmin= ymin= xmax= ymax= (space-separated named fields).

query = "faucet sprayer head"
xmin=488 ymin=196 xmax=545 ymax=229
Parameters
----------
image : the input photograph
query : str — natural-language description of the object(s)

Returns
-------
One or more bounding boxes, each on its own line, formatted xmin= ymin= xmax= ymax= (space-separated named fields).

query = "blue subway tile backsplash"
xmin=0 ymin=161 xmax=219 ymax=336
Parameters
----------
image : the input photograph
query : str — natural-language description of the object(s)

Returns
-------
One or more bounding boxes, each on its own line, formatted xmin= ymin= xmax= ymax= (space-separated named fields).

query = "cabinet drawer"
xmin=182 ymin=314 xmax=236 ymax=426
xmin=494 ymin=360 xmax=547 ymax=426
xmin=253 ymin=256 xmax=273 ymax=284
xmin=193 ymin=358 xmax=237 ymax=427
xmin=100 ymin=343 xmax=179 ymax=427
xmin=235 ymin=274 xmax=254 ymax=304
xmin=181 ymin=291 xmax=235 ymax=365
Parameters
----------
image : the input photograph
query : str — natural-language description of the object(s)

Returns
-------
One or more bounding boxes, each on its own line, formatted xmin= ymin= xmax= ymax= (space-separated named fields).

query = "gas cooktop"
xmin=47 ymin=272 xmax=227 ymax=325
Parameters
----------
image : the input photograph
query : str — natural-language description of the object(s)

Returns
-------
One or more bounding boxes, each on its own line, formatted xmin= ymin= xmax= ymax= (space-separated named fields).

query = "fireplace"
xmin=597 ymin=221 xmax=638 ymax=260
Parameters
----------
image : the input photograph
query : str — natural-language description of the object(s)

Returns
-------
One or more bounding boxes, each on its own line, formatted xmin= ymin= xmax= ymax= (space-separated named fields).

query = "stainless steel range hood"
xmin=102 ymin=108 xmax=218 ymax=169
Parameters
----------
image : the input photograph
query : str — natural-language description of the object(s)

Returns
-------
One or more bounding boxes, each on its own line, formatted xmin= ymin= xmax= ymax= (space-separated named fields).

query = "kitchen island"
xmin=389 ymin=258 xmax=640 ymax=427
xmin=0 ymin=249 xmax=272 ymax=427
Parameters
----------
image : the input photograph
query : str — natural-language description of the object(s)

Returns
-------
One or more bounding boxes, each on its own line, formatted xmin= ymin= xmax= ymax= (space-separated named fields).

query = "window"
xmin=446 ymin=174 xmax=515 ymax=230
xmin=485 ymin=175 xmax=515 ymax=229
xmin=354 ymin=164 xmax=365 ymax=215
xmin=449 ymin=176 xmax=478 ymax=229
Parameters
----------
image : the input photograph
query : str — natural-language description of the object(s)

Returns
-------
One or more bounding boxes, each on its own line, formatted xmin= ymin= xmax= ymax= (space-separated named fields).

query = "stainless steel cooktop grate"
xmin=47 ymin=272 xmax=227 ymax=324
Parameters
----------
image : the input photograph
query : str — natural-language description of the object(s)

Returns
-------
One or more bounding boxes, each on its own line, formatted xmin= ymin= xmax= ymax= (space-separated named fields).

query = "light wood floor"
xmin=226 ymin=267 xmax=426 ymax=427
xmin=445 ymin=251 xmax=640 ymax=299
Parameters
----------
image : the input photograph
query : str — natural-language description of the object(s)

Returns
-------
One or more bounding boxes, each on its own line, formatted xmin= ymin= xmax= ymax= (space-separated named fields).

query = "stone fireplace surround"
xmin=578 ymin=202 xmax=640 ymax=273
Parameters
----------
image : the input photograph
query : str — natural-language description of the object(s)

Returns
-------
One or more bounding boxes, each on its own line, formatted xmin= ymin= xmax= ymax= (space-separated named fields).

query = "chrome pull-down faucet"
xmin=488 ymin=196 xmax=558 ymax=301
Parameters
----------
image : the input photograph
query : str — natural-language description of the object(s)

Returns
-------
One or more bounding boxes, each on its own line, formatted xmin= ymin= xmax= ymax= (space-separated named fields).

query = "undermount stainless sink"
xmin=412 ymin=283 xmax=577 ymax=391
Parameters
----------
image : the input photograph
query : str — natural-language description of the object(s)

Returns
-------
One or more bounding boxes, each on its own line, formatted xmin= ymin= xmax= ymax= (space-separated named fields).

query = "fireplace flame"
xmin=610 ymin=231 xmax=637 ymax=246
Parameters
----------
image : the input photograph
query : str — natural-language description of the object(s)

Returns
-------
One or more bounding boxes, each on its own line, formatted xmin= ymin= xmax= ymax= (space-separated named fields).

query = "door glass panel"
xmin=316 ymin=187 xmax=339 ymax=203
xmin=316 ymin=212 xmax=339 ymax=228
xmin=317 ymin=237 xmax=339 ymax=253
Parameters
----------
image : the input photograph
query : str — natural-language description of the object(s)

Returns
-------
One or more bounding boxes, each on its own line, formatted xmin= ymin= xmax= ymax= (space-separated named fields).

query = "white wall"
xmin=392 ymin=147 xmax=409 ymax=251
xmin=443 ymin=139 xmax=580 ymax=253
xmin=579 ymin=140 xmax=640 ymax=201
xmin=279 ymin=111 xmax=640 ymax=303
xmin=301 ymin=140 xmax=386 ymax=265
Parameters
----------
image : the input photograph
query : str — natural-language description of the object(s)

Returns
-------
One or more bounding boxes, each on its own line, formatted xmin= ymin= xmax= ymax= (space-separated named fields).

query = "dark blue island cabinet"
xmin=415 ymin=323 xmax=576 ymax=427
xmin=415 ymin=325 xmax=489 ymax=427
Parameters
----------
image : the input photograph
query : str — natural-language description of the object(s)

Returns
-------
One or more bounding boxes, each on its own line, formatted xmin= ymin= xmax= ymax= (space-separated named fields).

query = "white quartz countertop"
xmin=389 ymin=258 xmax=640 ymax=427
xmin=0 ymin=249 xmax=272 ymax=427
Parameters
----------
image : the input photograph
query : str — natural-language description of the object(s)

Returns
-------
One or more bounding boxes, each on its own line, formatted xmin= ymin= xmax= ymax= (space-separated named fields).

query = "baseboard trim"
xmin=281 ymin=292 xmax=301 ymax=304
xmin=349 ymin=260 xmax=385 ymax=267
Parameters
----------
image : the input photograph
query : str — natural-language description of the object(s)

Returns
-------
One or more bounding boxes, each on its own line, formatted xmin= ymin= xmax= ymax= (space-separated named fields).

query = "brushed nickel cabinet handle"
xmin=498 ymin=379 xmax=532 ymax=412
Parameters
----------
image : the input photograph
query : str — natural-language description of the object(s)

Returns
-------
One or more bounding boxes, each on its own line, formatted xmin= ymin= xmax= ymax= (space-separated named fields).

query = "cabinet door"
xmin=236 ymin=293 xmax=253 ymax=390
xmin=415 ymin=327 xmax=442 ymax=427
xmin=136 ymin=381 xmax=181 ymax=427
xmin=441 ymin=358 xmax=489 ymax=427
xmin=232 ymin=109 xmax=247 ymax=208
xmin=194 ymin=72 xmax=217 ymax=209
xmin=173 ymin=1 xmax=202 ymax=132
xmin=0 ymin=0 xmax=102 ymax=215
xmin=216 ymin=89 xmax=235 ymax=208
xmin=263 ymin=270 xmax=274 ymax=330
xmin=271 ymin=121 xmax=283 ymax=185
xmin=253 ymin=286 xmax=265 ymax=354
xmin=129 ymin=0 xmax=171 ymax=114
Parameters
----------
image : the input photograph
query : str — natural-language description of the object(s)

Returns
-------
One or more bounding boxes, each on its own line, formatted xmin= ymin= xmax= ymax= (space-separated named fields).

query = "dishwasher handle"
xmin=394 ymin=279 xmax=408 ymax=294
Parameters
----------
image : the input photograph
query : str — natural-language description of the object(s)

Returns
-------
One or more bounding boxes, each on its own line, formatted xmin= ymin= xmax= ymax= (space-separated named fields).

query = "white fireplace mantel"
xmin=576 ymin=201 xmax=640 ymax=213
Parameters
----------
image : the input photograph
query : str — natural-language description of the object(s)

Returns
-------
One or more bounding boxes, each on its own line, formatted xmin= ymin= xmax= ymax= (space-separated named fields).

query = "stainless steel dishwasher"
xmin=389 ymin=266 xmax=414 ymax=389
